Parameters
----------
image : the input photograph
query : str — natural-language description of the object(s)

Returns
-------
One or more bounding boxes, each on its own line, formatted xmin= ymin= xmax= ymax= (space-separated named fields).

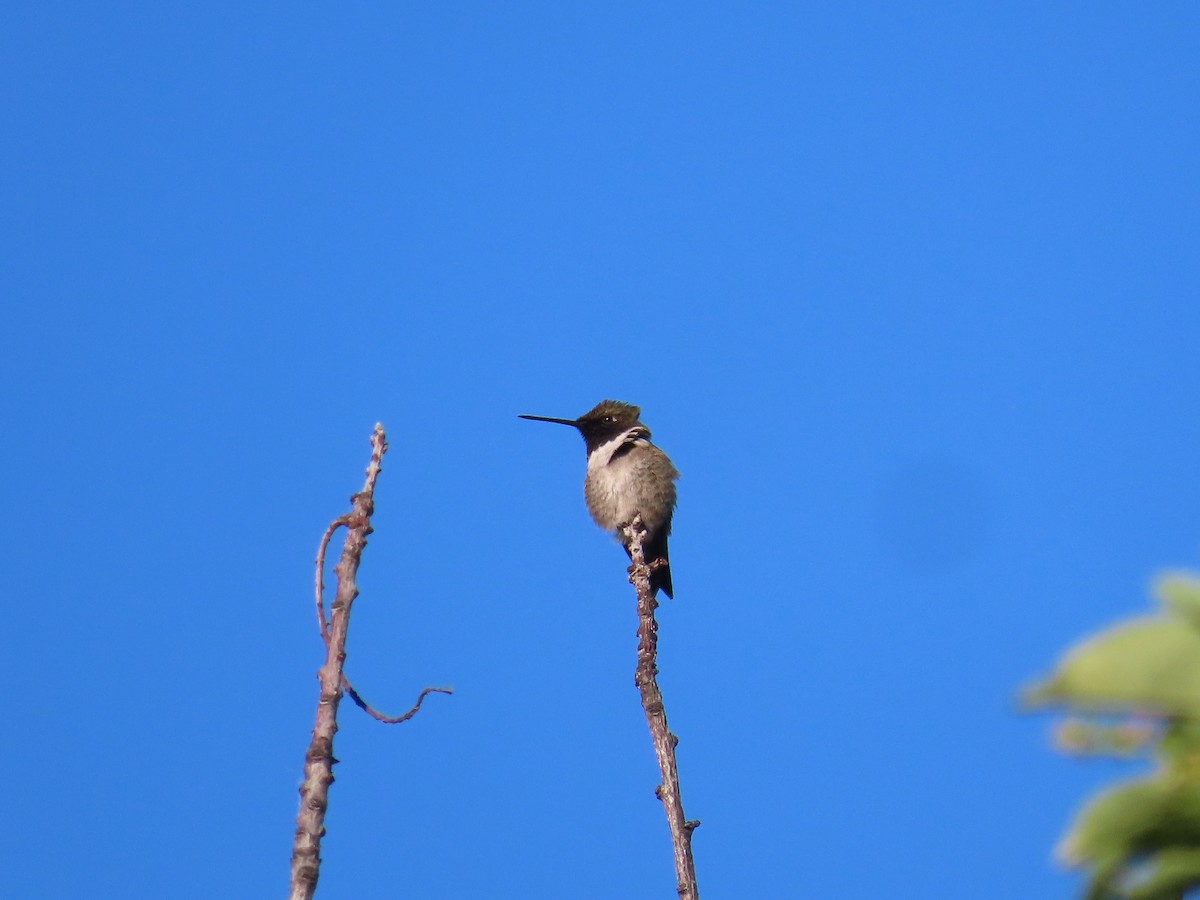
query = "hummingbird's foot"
xmin=619 ymin=517 xmax=647 ymax=537
xmin=627 ymin=557 xmax=667 ymax=577
xmin=647 ymin=556 xmax=668 ymax=572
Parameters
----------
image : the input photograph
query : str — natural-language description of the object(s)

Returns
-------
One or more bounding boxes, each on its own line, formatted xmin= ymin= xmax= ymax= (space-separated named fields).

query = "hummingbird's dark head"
xmin=519 ymin=399 xmax=645 ymax=453
xmin=576 ymin=399 xmax=640 ymax=433
xmin=572 ymin=400 xmax=644 ymax=452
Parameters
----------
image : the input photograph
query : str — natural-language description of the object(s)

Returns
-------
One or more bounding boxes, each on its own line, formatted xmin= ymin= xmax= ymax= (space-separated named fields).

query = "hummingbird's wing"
xmin=645 ymin=530 xmax=673 ymax=599
xmin=609 ymin=425 xmax=652 ymax=459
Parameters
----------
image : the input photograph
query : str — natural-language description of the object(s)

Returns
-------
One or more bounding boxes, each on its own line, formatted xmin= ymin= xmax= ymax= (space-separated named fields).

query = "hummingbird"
xmin=519 ymin=400 xmax=680 ymax=598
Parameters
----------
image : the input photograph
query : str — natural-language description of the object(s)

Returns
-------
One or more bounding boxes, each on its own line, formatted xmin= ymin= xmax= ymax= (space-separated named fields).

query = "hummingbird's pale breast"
xmin=584 ymin=428 xmax=679 ymax=535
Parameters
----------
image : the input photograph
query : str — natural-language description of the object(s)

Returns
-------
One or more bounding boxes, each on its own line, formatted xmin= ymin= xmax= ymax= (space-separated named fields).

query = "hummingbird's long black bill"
xmin=518 ymin=414 xmax=579 ymax=427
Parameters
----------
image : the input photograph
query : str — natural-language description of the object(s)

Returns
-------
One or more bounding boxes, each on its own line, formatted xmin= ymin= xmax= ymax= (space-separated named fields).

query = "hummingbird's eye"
xmin=603 ymin=415 xmax=613 ymax=423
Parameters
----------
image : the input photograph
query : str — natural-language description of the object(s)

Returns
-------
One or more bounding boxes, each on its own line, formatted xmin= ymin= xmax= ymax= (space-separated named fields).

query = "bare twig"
xmin=345 ymin=683 xmax=454 ymax=724
xmin=291 ymin=423 xmax=449 ymax=900
xmin=314 ymin=515 xmax=350 ymax=642
xmin=317 ymin=517 xmax=454 ymax=719
xmin=623 ymin=515 xmax=700 ymax=900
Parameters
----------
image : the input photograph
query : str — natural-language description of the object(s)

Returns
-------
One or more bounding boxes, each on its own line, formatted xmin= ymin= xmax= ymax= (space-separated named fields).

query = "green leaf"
xmin=1156 ymin=572 xmax=1200 ymax=632
xmin=1062 ymin=779 xmax=1200 ymax=900
xmin=1128 ymin=847 xmax=1200 ymax=899
xmin=1024 ymin=618 xmax=1200 ymax=717
xmin=1160 ymin=720 xmax=1200 ymax=771
xmin=1059 ymin=780 xmax=1175 ymax=867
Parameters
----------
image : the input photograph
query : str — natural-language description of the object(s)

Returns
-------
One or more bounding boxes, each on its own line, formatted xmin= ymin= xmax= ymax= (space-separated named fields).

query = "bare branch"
xmin=623 ymin=515 xmax=701 ymax=899
xmin=295 ymin=423 xmax=454 ymax=900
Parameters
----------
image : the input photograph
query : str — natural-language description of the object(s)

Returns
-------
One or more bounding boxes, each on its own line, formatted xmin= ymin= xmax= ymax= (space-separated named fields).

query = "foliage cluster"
xmin=1028 ymin=573 xmax=1200 ymax=899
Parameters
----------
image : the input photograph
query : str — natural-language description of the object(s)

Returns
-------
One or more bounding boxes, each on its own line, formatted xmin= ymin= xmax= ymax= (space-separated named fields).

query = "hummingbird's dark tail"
xmin=641 ymin=531 xmax=673 ymax=599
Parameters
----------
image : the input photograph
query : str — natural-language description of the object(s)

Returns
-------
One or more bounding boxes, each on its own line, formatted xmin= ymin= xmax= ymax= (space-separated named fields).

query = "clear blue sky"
xmin=3 ymin=4 xmax=1198 ymax=898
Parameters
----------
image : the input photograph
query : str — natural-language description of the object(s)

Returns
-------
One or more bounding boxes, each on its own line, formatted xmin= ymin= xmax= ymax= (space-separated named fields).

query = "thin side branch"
xmin=317 ymin=518 xmax=454 ymax=719
xmin=345 ymin=683 xmax=454 ymax=724
xmin=314 ymin=515 xmax=350 ymax=641
xmin=289 ymin=424 xmax=388 ymax=900
xmin=624 ymin=515 xmax=701 ymax=900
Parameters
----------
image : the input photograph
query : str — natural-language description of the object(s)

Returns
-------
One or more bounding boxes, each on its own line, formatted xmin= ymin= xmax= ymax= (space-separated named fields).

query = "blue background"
xmin=4 ymin=4 xmax=1198 ymax=897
